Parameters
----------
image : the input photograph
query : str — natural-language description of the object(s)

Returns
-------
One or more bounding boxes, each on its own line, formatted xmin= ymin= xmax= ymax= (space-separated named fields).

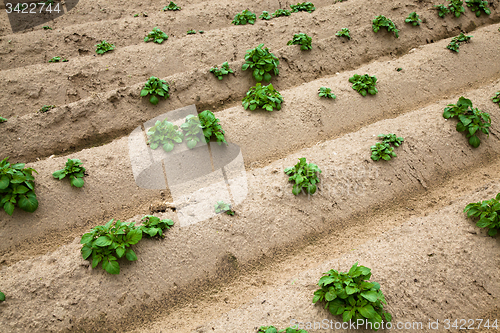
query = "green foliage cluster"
xmin=434 ymin=4 xmax=450 ymax=17
xmin=242 ymin=44 xmax=279 ymax=82
xmin=272 ymin=9 xmax=291 ymax=17
xmin=448 ymin=0 xmax=465 ymax=17
xmin=141 ymin=76 xmax=170 ymax=105
xmin=258 ymin=326 xmax=308 ymax=333
xmin=52 ymin=159 xmax=86 ymax=188
xmin=318 ymin=87 xmax=336 ymax=99
xmin=370 ymin=134 xmax=404 ymax=161
xmin=180 ymin=114 xmax=203 ymax=149
xmin=199 ymin=110 xmax=227 ymax=145
xmin=336 ymin=28 xmax=351 ymax=39
xmin=147 ymin=118 xmax=183 ymax=152
xmin=465 ymin=0 xmax=491 ymax=16
xmin=443 ymin=96 xmax=490 ymax=148
xmin=287 ymin=33 xmax=312 ymax=50
xmin=39 ymin=105 xmax=56 ymax=113
xmin=80 ymin=216 xmax=174 ymax=274
xmin=0 ymin=157 xmax=38 ymax=216
xmin=447 ymin=33 xmax=473 ymax=52
xmin=210 ymin=62 xmax=234 ymax=80
xmin=95 ymin=40 xmax=115 ymax=55
xmin=42 ymin=26 xmax=52 ymax=30
xmin=232 ymin=9 xmax=256 ymax=25
xmin=313 ymin=262 xmax=391 ymax=329
xmin=214 ymin=201 xmax=234 ymax=216
xmin=492 ymin=91 xmax=500 ymax=107
xmin=349 ymin=74 xmax=378 ymax=96
xmin=242 ymin=83 xmax=283 ymax=111
xmin=284 ymin=157 xmax=321 ymax=196
xmin=163 ymin=1 xmax=180 ymax=11
xmin=464 ymin=193 xmax=500 ymax=236
xmin=0 ymin=117 xmax=6 ymax=123
xmin=0 ymin=291 xmax=4 ymax=302
xmin=144 ymin=27 xmax=168 ymax=43
xmin=259 ymin=11 xmax=272 ymax=20
xmin=49 ymin=56 xmax=68 ymax=63
xmin=290 ymin=2 xmax=315 ymax=13
xmin=187 ymin=29 xmax=196 ymax=34
xmin=405 ymin=12 xmax=421 ymax=26
xmin=372 ymin=15 xmax=399 ymax=38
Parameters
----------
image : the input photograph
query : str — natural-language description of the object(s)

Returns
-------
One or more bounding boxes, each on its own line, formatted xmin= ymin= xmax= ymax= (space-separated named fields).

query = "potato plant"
xmin=147 ymin=119 xmax=183 ymax=152
xmin=0 ymin=117 xmax=6 ymax=123
xmin=372 ymin=15 xmax=399 ymax=38
xmin=141 ymin=76 xmax=170 ymax=105
xmin=144 ymin=27 xmax=168 ymax=43
xmin=48 ymin=56 xmax=68 ymax=63
xmin=139 ymin=215 xmax=174 ymax=238
xmin=443 ymin=96 xmax=490 ymax=148
xmin=210 ymin=62 xmax=234 ymax=80
xmin=287 ymin=33 xmax=312 ymax=50
xmin=447 ymin=33 xmax=473 ymax=52
xmin=448 ymin=0 xmax=465 ymax=17
xmin=259 ymin=11 xmax=272 ymax=20
xmin=0 ymin=291 xmax=4 ymax=302
xmin=163 ymin=1 xmax=180 ymax=11
xmin=187 ymin=29 xmax=196 ymax=35
xmin=272 ymin=9 xmax=291 ymax=17
xmin=198 ymin=110 xmax=227 ymax=145
xmin=465 ymin=0 xmax=491 ymax=16
xmin=95 ymin=40 xmax=115 ymax=55
xmin=318 ymin=87 xmax=336 ymax=99
xmin=0 ymin=157 xmax=38 ymax=216
xmin=242 ymin=44 xmax=279 ymax=82
xmin=349 ymin=74 xmax=378 ymax=96
xmin=43 ymin=26 xmax=52 ymax=30
xmin=242 ymin=83 xmax=283 ymax=111
xmin=180 ymin=114 xmax=203 ymax=149
xmin=313 ymin=262 xmax=392 ymax=328
xmin=232 ymin=9 xmax=256 ymax=25
xmin=371 ymin=134 xmax=404 ymax=161
xmin=492 ymin=91 xmax=500 ymax=107
xmin=405 ymin=12 xmax=421 ymax=26
xmin=434 ymin=4 xmax=450 ymax=17
xmin=290 ymin=2 xmax=315 ymax=13
xmin=52 ymin=158 xmax=86 ymax=188
xmin=258 ymin=326 xmax=308 ymax=333
xmin=214 ymin=201 xmax=234 ymax=216
xmin=464 ymin=193 xmax=500 ymax=236
xmin=39 ymin=105 xmax=56 ymax=113
xmin=284 ymin=158 xmax=321 ymax=195
xmin=336 ymin=28 xmax=351 ymax=40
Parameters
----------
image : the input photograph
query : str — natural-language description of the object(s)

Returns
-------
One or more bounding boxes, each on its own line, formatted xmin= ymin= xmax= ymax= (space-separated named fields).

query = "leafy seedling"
xmin=260 ymin=11 xmax=272 ymax=20
xmin=349 ymin=74 xmax=378 ymax=96
xmin=180 ymin=114 xmax=203 ymax=149
xmin=464 ymin=193 xmax=500 ymax=236
xmin=144 ymin=27 xmax=169 ymax=43
xmin=242 ymin=44 xmax=279 ymax=82
xmin=210 ymin=62 xmax=234 ymax=80
xmin=232 ymin=9 xmax=256 ymax=25
xmin=434 ymin=4 xmax=450 ymax=18
xmin=43 ymin=26 xmax=52 ymax=30
xmin=198 ymin=110 xmax=227 ymax=145
xmin=199 ymin=30 xmax=205 ymax=33
xmin=214 ymin=201 xmax=234 ymax=216
xmin=465 ymin=0 xmax=491 ymax=16
xmin=313 ymin=262 xmax=392 ymax=329
xmin=492 ymin=91 xmax=500 ymax=107
xmin=134 ymin=13 xmax=139 ymax=17
xmin=0 ymin=291 xmax=4 ymax=302
xmin=147 ymin=118 xmax=183 ymax=152
xmin=336 ymin=28 xmax=351 ymax=39
xmin=139 ymin=215 xmax=174 ymax=238
xmin=187 ymin=29 xmax=196 ymax=34
xmin=141 ymin=76 xmax=170 ymax=105
xmin=396 ymin=67 xmax=403 ymax=71
xmin=0 ymin=157 xmax=39 ymax=216
xmin=443 ymin=96 xmax=490 ymax=148
xmin=378 ymin=134 xmax=404 ymax=147
xmin=370 ymin=142 xmax=396 ymax=161
xmin=48 ymin=56 xmax=68 ymax=63
xmin=287 ymin=33 xmax=312 ymax=50
xmin=447 ymin=33 xmax=473 ymax=52
xmin=284 ymin=157 xmax=321 ymax=196
xmin=272 ymin=9 xmax=291 ymax=17
xmin=290 ymin=2 xmax=315 ymax=13
xmin=95 ymin=40 xmax=115 ymax=54
xmin=405 ymin=12 xmax=421 ymax=26
xmin=163 ymin=1 xmax=181 ymax=10
xmin=372 ymin=15 xmax=399 ymax=38
xmin=258 ymin=326 xmax=308 ymax=333
xmin=448 ymin=0 xmax=466 ymax=17
xmin=39 ymin=105 xmax=56 ymax=113
xmin=0 ymin=117 xmax=7 ymax=123
xmin=52 ymin=159 xmax=86 ymax=188
xmin=318 ymin=87 xmax=336 ymax=99
xmin=242 ymin=83 xmax=283 ymax=111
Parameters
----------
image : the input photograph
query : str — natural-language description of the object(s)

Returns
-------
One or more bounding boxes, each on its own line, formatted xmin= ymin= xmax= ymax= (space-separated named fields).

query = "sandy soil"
xmin=0 ymin=0 xmax=500 ymax=332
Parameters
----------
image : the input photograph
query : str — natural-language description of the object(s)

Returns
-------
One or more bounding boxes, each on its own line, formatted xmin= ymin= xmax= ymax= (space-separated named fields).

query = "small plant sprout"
xmin=284 ymin=158 xmax=321 ymax=196
xmin=372 ymin=15 xmax=399 ymax=38
xmin=144 ymin=27 xmax=169 ymax=43
xmin=259 ymin=11 xmax=272 ymax=20
xmin=210 ymin=62 xmax=234 ymax=80
xmin=242 ymin=83 xmax=284 ymax=111
xmin=290 ymin=2 xmax=315 ymax=13
xmin=48 ymin=56 xmax=68 ymax=63
xmin=492 ymin=91 xmax=500 ymax=107
xmin=139 ymin=215 xmax=174 ymax=238
xmin=371 ymin=134 xmax=404 ymax=161
xmin=447 ymin=33 xmax=473 ymax=52
xmin=313 ymin=262 xmax=392 ymax=328
xmin=272 ymin=9 xmax=291 ymax=17
xmin=0 ymin=290 xmax=4 ymax=302
xmin=442 ymin=96 xmax=490 ymax=148
xmin=141 ymin=76 xmax=170 ymax=105
xmin=0 ymin=117 xmax=6 ymax=123
xmin=39 ymin=105 xmax=56 ymax=113
xmin=448 ymin=0 xmax=465 ymax=17
xmin=187 ymin=29 xmax=196 ymax=34
xmin=180 ymin=114 xmax=203 ymax=149
xmin=147 ymin=118 xmax=183 ymax=152
xmin=349 ymin=74 xmax=378 ymax=96
xmin=318 ymin=87 xmax=336 ymax=99
xmin=258 ymin=326 xmax=308 ymax=333
xmin=378 ymin=134 xmax=404 ymax=147
xmin=0 ymin=157 xmax=39 ymax=216
xmin=95 ymin=40 xmax=115 ymax=55
xmin=464 ymin=193 xmax=500 ymax=236
xmin=163 ymin=1 xmax=181 ymax=11
xmin=287 ymin=33 xmax=312 ymax=50
xmin=242 ymin=44 xmax=279 ymax=82
xmin=52 ymin=159 xmax=86 ymax=188
xmin=42 ymin=26 xmax=52 ymax=30
xmin=336 ymin=28 xmax=351 ymax=39
xmin=465 ymin=0 xmax=491 ymax=16
xmin=434 ymin=4 xmax=450 ymax=18
xmin=232 ymin=9 xmax=256 ymax=25
xmin=405 ymin=12 xmax=421 ymax=26
xmin=396 ymin=67 xmax=403 ymax=72
xmin=214 ymin=201 xmax=235 ymax=215
xmin=198 ymin=110 xmax=228 ymax=145
xmin=198 ymin=30 xmax=205 ymax=33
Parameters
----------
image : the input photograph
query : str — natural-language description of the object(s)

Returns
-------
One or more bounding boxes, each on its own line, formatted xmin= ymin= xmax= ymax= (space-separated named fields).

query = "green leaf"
xmin=80 ymin=233 xmax=94 ymax=244
xmin=469 ymin=135 xmax=480 ymax=148
xmin=125 ymin=249 xmax=138 ymax=261
xmin=343 ymin=309 xmax=353 ymax=322
xmin=81 ymin=245 xmax=93 ymax=260
xmin=126 ymin=229 xmax=142 ymax=245
xmin=94 ymin=236 xmax=113 ymax=247
xmin=358 ymin=304 xmax=377 ymax=319
xmin=4 ymin=201 xmax=15 ymax=215
xmin=0 ymin=291 xmax=5 ymax=302
xmin=116 ymin=246 xmax=125 ymax=258
xmin=0 ymin=175 xmax=9 ymax=190
xmin=361 ymin=290 xmax=379 ymax=302
xmin=17 ymin=194 xmax=38 ymax=213
xmin=102 ymin=257 xmax=120 ymax=274
xmin=70 ymin=176 xmax=85 ymax=188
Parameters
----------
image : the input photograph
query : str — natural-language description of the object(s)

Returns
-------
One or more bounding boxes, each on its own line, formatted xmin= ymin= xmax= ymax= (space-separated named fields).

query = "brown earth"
xmin=1 ymin=0 xmax=500 ymax=332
